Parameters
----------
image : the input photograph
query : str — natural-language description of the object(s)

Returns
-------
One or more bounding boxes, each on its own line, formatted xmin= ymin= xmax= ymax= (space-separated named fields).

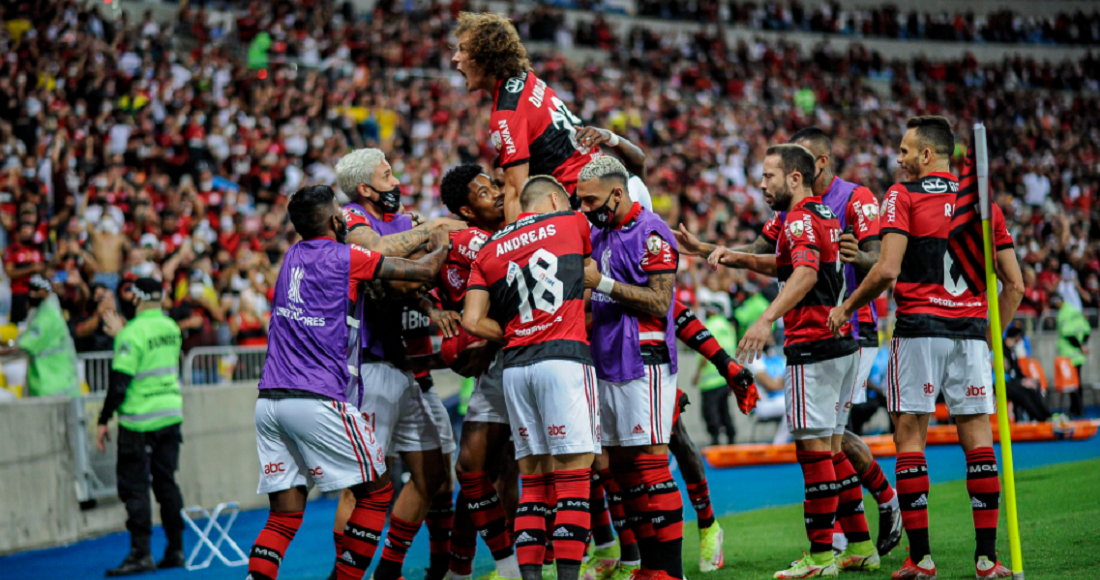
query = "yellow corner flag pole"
xmin=975 ymin=123 xmax=1024 ymax=579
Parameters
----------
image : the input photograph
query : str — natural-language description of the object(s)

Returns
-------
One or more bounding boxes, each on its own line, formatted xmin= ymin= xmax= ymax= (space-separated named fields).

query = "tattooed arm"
xmin=376 ymin=243 xmax=447 ymax=282
xmin=347 ymin=218 xmax=466 ymax=258
xmin=607 ymin=272 xmax=675 ymax=319
xmin=732 ymin=236 xmax=778 ymax=255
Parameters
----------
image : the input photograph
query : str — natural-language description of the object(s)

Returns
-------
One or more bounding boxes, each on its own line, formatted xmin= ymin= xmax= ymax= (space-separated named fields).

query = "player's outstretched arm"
xmin=377 ymin=243 xmax=448 ymax=282
xmin=347 ymin=218 xmax=466 ymax=258
xmin=461 ymin=288 xmax=504 ymax=342
xmin=502 ymin=163 xmax=530 ymax=224
xmin=828 ymin=232 xmax=907 ymax=337
xmin=739 ymin=265 xmax=817 ymax=363
xmin=707 ymin=246 xmax=778 ymax=276
xmin=731 ymin=236 xmax=778 ymax=255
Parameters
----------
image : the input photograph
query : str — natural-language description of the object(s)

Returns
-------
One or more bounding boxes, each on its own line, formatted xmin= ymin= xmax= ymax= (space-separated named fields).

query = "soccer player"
xmin=463 ymin=176 xmax=600 ymax=580
xmin=452 ymin=12 xmax=601 ymax=221
xmin=677 ymin=128 xmax=903 ymax=558
xmin=574 ymin=145 xmax=755 ymax=577
xmin=827 ymin=116 xmax=1024 ymax=580
xmin=331 ymin=149 xmax=464 ymax=580
xmin=247 ymin=185 xmax=447 ymax=580
xmin=577 ymin=157 xmax=684 ymax=580
xmin=706 ymin=144 xmax=861 ymax=578
xmin=435 ymin=163 xmax=522 ymax=580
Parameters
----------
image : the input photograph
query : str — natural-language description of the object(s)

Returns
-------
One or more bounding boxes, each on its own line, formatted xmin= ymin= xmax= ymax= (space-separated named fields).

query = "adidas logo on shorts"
xmin=911 ymin=494 xmax=928 ymax=508
xmin=632 ymin=424 xmax=645 ymax=435
xmin=553 ymin=527 xmax=571 ymax=538
xmin=971 ymin=497 xmax=986 ymax=509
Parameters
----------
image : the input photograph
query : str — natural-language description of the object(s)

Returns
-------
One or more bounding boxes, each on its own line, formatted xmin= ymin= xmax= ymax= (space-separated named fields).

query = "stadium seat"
xmin=1018 ymin=356 xmax=1049 ymax=394
xmin=1052 ymin=356 xmax=1080 ymax=414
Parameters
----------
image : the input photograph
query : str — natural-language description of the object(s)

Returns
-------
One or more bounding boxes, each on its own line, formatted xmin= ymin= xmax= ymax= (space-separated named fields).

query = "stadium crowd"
xmin=1 ymin=0 xmax=1097 ymax=354
xmin=635 ymin=0 xmax=1100 ymax=46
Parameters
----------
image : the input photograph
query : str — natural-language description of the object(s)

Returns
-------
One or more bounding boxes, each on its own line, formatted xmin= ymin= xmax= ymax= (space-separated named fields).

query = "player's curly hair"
xmin=441 ymin=163 xmax=486 ymax=217
xmin=455 ymin=12 xmax=532 ymax=82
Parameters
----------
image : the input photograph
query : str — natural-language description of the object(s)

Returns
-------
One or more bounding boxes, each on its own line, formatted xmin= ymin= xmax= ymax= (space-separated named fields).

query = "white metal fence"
xmin=76 ymin=346 xmax=268 ymax=391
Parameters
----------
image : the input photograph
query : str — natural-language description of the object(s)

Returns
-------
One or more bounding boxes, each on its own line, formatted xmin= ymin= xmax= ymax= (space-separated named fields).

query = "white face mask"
xmin=190 ymin=284 xmax=204 ymax=300
xmin=100 ymin=217 xmax=120 ymax=235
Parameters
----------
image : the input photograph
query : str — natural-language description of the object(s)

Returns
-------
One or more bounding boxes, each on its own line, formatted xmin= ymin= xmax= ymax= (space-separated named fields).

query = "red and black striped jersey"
xmin=490 ymin=72 xmax=601 ymax=193
xmin=439 ymin=227 xmax=492 ymax=311
xmin=763 ymin=179 xmax=882 ymax=346
xmin=880 ymin=172 xmax=1013 ymax=339
xmin=468 ymin=211 xmax=592 ymax=368
xmin=775 ymin=196 xmax=858 ymax=364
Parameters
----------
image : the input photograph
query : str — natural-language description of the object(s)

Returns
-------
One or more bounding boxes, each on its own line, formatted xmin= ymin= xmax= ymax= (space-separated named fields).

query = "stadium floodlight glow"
xmin=975 ymin=122 xmax=1025 ymax=580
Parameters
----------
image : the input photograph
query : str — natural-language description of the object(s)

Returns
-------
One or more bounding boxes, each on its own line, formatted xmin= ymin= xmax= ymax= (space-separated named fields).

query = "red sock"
xmin=457 ymin=471 xmax=514 ymax=560
xmin=551 ymin=468 xmax=592 ymax=565
xmin=639 ymin=454 xmax=684 ymax=579
xmin=334 ymin=531 xmax=344 ymax=567
xmin=337 ymin=483 xmax=393 ymax=580
xmin=895 ymin=452 xmax=931 ymax=562
xmin=426 ymin=493 xmax=454 ymax=578
xmin=517 ymin=474 xmax=552 ymax=571
xmin=598 ymin=468 xmax=635 ymax=545
xmin=965 ymin=447 xmax=1001 ymax=562
xmin=376 ymin=515 xmax=422 ymax=580
xmin=685 ymin=480 xmax=715 ymax=530
xmin=859 ymin=459 xmax=897 ymax=505
xmin=610 ymin=459 xmax=655 ymax=570
xmin=797 ymin=450 xmax=839 ymax=555
xmin=248 ymin=510 xmax=303 ymax=580
xmin=590 ymin=471 xmax=615 ymax=546
xmin=832 ymin=453 xmax=871 ymax=543
xmin=449 ymin=492 xmax=476 ymax=576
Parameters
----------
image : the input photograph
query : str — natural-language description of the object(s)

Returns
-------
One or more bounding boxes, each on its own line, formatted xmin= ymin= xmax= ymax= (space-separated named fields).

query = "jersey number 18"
xmin=509 ymin=249 xmax=564 ymax=323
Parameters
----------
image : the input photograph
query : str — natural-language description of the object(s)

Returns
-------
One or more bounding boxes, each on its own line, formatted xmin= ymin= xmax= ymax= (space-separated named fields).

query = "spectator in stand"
xmin=693 ymin=302 xmax=739 ymax=445
xmin=73 ymin=283 xmax=119 ymax=354
xmin=1002 ymin=326 xmax=1054 ymax=423
xmin=229 ymin=288 xmax=269 ymax=347
xmin=3 ymin=221 xmax=45 ymax=324
xmin=1052 ymin=293 xmax=1090 ymax=416
xmin=170 ymin=269 xmax=225 ymax=356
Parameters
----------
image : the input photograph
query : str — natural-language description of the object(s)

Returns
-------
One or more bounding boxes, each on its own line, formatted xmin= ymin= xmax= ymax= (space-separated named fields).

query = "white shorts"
xmin=466 ymin=351 xmax=509 ymax=425
xmin=255 ymin=397 xmax=387 ymax=494
xmin=599 ymin=363 xmax=676 ymax=447
xmin=851 ymin=346 xmax=879 ymax=405
xmin=359 ymin=361 xmax=446 ymax=456
xmin=503 ymin=360 xmax=601 ymax=459
xmin=423 ymin=387 xmax=457 ymax=455
xmin=885 ymin=337 xmax=994 ymax=416
xmin=785 ymin=352 xmax=860 ymax=440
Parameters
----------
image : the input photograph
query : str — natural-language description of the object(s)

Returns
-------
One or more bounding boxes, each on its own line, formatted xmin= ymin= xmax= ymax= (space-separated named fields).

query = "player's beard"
xmin=768 ymin=182 xmax=794 ymax=212
xmin=334 ymin=216 xmax=349 ymax=244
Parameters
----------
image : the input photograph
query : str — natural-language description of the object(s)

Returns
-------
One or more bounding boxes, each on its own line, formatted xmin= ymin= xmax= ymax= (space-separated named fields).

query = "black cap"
xmin=132 ymin=278 xmax=164 ymax=301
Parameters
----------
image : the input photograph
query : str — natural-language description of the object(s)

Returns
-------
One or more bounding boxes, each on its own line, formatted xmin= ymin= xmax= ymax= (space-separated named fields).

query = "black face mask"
xmin=334 ymin=215 xmax=349 ymax=245
xmin=367 ymin=184 xmax=402 ymax=214
xmin=584 ymin=190 xmax=620 ymax=229
xmin=119 ymin=296 xmax=137 ymax=320
xmin=29 ymin=296 xmax=44 ymax=308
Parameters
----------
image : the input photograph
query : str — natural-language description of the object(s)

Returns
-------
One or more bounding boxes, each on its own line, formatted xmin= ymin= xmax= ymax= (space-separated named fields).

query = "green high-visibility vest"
xmin=113 ymin=309 xmax=183 ymax=432
xmin=1057 ymin=303 xmax=1091 ymax=367
xmin=16 ymin=295 xmax=79 ymax=397
xmin=697 ymin=314 xmax=738 ymax=392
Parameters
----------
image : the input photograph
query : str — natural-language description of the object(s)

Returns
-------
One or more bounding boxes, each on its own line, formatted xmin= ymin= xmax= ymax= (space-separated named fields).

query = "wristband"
xmin=606 ymin=133 xmax=620 ymax=148
xmin=597 ymin=275 xmax=616 ymax=295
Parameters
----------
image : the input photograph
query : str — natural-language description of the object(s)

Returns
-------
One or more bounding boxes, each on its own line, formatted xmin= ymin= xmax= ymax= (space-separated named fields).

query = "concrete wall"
xmin=0 ymin=384 xmax=263 ymax=555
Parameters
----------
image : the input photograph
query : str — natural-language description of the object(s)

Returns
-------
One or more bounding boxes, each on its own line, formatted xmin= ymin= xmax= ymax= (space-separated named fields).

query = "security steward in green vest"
xmin=96 ymin=278 xmax=186 ymax=576
xmin=0 ymin=275 xmax=80 ymax=397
